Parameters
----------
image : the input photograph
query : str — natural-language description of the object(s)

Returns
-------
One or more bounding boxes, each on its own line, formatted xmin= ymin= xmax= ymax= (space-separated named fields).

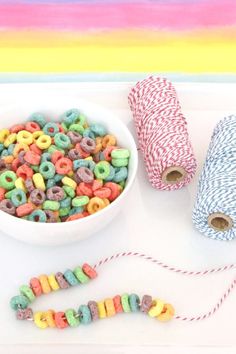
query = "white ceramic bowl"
xmin=0 ymin=97 xmax=138 ymax=246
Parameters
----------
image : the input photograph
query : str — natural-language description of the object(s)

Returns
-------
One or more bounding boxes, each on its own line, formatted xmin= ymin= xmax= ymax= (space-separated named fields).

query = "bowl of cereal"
xmin=0 ymin=98 xmax=138 ymax=245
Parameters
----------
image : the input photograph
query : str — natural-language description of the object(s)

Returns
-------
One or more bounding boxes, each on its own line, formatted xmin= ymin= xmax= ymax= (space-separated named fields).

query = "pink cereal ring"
xmin=30 ymin=143 xmax=42 ymax=155
xmin=94 ymin=187 xmax=111 ymax=199
xmin=51 ymin=151 xmax=64 ymax=165
xmin=55 ymin=157 xmax=72 ymax=174
xmin=104 ymin=182 xmax=121 ymax=201
xmin=16 ymin=164 xmax=34 ymax=180
xmin=82 ymin=263 xmax=97 ymax=279
xmin=16 ymin=203 xmax=34 ymax=217
xmin=30 ymin=277 xmax=42 ymax=297
xmin=92 ymin=179 xmax=103 ymax=191
xmin=103 ymin=146 xmax=117 ymax=162
xmin=0 ymin=187 xmax=5 ymax=201
xmin=24 ymin=151 xmax=41 ymax=165
xmin=113 ymin=295 xmax=123 ymax=313
xmin=75 ymin=143 xmax=90 ymax=158
xmin=10 ymin=124 xmax=25 ymax=134
xmin=12 ymin=158 xmax=21 ymax=172
xmin=25 ymin=121 xmax=41 ymax=133
xmin=54 ymin=312 xmax=68 ymax=329
xmin=57 ymin=123 xmax=65 ymax=133
xmin=78 ymin=182 xmax=93 ymax=197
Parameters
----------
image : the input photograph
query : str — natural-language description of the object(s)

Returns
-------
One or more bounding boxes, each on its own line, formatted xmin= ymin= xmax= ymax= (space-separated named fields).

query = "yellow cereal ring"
xmin=0 ymin=129 xmax=10 ymax=143
xmin=84 ymin=156 xmax=93 ymax=161
xmin=87 ymin=197 xmax=106 ymax=215
xmin=34 ymin=312 xmax=48 ymax=329
xmin=32 ymin=130 xmax=44 ymax=140
xmin=104 ymin=298 xmax=116 ymax=317
xmin=67 ymin=171 xmax=74 ymax=178
xmin=17 ymin=130 xmax=33 ymax=145
xmin=157 ymin=304 xmax=175 ymax=322
xmin=15 ymin=177 xmax=27 ymax=192
xmin=4 ymin=133 xmax=17 ymax=147
xmin=36 ymin=134 xmax=52 ymax=150
xmin=44 ymin=310 xmax=56 ymax=328
xmin=148 ymin=299 xmax=165 ymax=318
xmin=62 ymin=176 xmax=77 ymax=190
xmin=102 ymin=134 xmax=117 ymax=148
xmin=48 ymin=274 xmax=60 ymax=291
xmin=39 ymin=275 xmax=51 ymax=294
xmin=103 ymin=198 xmax=110 ymax=207
xmin=3 ymin=155 xmax=14 ymax=164
xmin=13 ymin=143 xmax=29 ymax=157
xmin=32 ymin=173 xmax=46 ymax=191
xmin=93 ymin=143 xmax=102 ymax=154
xmin=97 ymin=301 xmax=106 ymax=319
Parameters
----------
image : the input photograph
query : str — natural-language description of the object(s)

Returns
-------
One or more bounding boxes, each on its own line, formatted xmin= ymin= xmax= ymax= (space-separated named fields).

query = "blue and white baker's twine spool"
xmin=193 ymin=115 xmax=236 ymax=241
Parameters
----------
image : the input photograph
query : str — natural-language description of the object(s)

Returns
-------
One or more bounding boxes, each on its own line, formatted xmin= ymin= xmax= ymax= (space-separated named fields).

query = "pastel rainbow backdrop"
xmin=0 ymin=0 xmax=236 ymax=73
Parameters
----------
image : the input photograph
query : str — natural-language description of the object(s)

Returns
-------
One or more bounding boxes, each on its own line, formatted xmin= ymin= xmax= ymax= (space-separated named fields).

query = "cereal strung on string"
xmin=0 ymin=109 xmax=130 ymax=223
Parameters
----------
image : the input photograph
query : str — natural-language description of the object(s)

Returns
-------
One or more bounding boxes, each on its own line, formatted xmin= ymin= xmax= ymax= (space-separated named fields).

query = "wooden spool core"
xmin=162 ymin=166 xmax=187 ymax=185
xmin=208 ymin=213 xmax=233 ymax=232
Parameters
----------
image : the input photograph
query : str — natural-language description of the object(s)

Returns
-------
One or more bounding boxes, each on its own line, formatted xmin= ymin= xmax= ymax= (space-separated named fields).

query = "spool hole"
xmin=208 ymin=213 xmax=233 ymax=232
xmin=166 ymin=170 xmax=183 ymax=182
xmin=162 ymin=166 xmax=186 ymax=185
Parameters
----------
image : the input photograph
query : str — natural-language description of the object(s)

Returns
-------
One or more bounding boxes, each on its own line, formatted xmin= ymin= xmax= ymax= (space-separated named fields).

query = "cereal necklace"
xmin=10 ymin=251 xmax=236 ymax=329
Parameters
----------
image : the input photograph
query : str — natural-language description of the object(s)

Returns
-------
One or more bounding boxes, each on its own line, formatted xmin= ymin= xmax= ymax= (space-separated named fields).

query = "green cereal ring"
xmin=64 ymin=270 xmax=79 ymax=286
xmin=73 ymin=266 xmax=89 ymax=284
xmin=72 ymin=113 xmax=86 ymax=126
xmin=94 ymin=161 xmax=110 ymax=179
xmin=61 ymin=109 xmax=80 ymax=127
xmin=11 ymin=188 xmax=27 ymax=207
xmin=90 ymin=123 xmax=107 ymax=137
xmin=61 ymin=122 xmax=68 ymax=132
xmin=28 ymin=210 xmax=47 ymax=222
xmin=119 ymin=180 xmax=126 ymax=189
xmin=19 ymin=285 xmax=35 ymax=302
xmin=60 ymin=197 xmax=71 ymax=208
xmin=54 ymin=174 xmax=64 ymax=183
xmin=111 ymin=158 xmax=129 ymax=167
xmin=69 ymin=124 xmax=84 ymax=135
xmin=121 ymin=293 xmax=131 ymax=313
xmin=65 ymin=308 xmax=80 ymax=327
xmin=8 ymin=144 xmax=15 ymax=155
xmin=47 ymin=178 xmax=56 ymax=189
xmin=63 ymin=185 xmax=75 ymax=198
xmin=54 ymin=133 xmax=71 ymax=149
xmin=129 ymin=294 xmax=140 ymax=312
xmin=10 ymin=295 xmax=29 ymax=310
xmin=104 ymin=165 xmax=115 ymax=182
xmin=0 ymin=144 xmax=4 ymax=152
xmin=69 ymin=207 xmax=83 ymax=216
xmin=29 ymin=112 xmax=47 ymax=128
xmin=0 ymin=171 xmax=17 ymax=190
xmin=39 ymin=162 xmax=55 ymax=179
xmin=43 ymin=200 xmax=60 ymax=211
xmin=59 ymin=207 xmax=70 ymax=217
xmin=5 ymin=189 xmax=15 ymax=199
xmin=31 ymin=165 xmax=39 ymax=173
xmin=48 ymin=145 xmax=65 ymax=154
xmin=72 ymin=196 xmax=89 ymax=207
xmin=78 ymin=305 xmax=92 ymax=324
xmin=111 ymin=148 xmax=130 ymax=159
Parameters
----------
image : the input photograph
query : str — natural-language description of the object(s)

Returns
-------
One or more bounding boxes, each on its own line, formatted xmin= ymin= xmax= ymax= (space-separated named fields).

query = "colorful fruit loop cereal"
xmin=0 ymin=109 xmax=130 ymax=222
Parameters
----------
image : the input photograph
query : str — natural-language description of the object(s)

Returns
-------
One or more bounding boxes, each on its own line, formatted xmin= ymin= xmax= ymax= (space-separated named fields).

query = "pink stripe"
xmin=0 ymin=1 xmax=236 ymax=30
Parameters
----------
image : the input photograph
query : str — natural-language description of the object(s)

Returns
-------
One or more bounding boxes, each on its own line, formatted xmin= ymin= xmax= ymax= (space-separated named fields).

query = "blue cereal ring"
xmin=113 ymin=167 xmax=128 ymax=183
xmin=8 ymin=144 xmax=15 ymax=155
xmin=61 ymin=109 xmax=80 ymax=127
xmin=11 ymin=188 xmax=27 ymax=207
xmin=83 ymin=128 xmax=95 ymax=139
xmin=69 ymin=206 xmax=83 ymax=216
xmin=78 ymin=305 xmax=92 ymax=324
xmin=41 ymin=153 xmax=51 ymax=163
xmin=0 ymin=144 xmax=4 ymax=152
xmin=90 ymin=124 xmax=107 ymax=137
xmin=64 ymin=269 xmax=79 ymax=286
xmin=10 ymin=295 xmax=29 ymax=310
xmin=29 ymin=112 xmax=47 ymax=128
xmin=60 ymin=197 xmax=71 ymax=208
xmin=73 ymin=159 xmax=88 ymax=171
xmin=104 ymin=165 xmax=115 ymax=182
xmin=28 ymin=210 xmax=47 ymax=223
xmin=43 ymin=122 xmax=59 ymax=137
xmin=129 ymin=294 xmax=140 ymax=312
xmin=46 ymin=178 xmax=56 ymax=189
xmin=39 ymin=162 xmax=55 ymax=179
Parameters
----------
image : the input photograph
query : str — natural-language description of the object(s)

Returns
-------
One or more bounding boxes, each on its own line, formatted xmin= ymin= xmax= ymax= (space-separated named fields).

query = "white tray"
xmin=0 ymin=82 xmax=236 ymax=354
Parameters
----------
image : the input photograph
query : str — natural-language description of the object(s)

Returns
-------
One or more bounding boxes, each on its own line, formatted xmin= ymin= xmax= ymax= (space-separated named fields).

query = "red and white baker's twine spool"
xmin=128 ymin=76 xmax=197 ymax=190
xmin=94 ymin=251 xmax=236 ymax=322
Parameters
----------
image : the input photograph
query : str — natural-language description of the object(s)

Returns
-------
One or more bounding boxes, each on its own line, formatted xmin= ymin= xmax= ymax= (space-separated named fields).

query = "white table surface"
xmin=0 ymin=82 xmax=236 ymax=354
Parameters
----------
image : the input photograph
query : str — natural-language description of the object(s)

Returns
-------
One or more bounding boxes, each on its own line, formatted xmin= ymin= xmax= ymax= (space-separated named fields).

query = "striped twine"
xmin=93 ymin=251 xmax=236 ymax=322
xmin=193 ymin=115 xmax=236 ymax=241
xmin=128 ymin=76 xmax=197 ymax=190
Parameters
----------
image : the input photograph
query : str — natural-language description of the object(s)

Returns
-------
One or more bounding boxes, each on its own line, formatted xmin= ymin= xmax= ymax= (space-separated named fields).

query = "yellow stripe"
xmin=0 ymin=43 xmax=236 ymax=72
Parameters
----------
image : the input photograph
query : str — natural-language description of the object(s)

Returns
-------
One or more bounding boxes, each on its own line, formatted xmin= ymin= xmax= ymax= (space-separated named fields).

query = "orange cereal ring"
xmin=103 ymin=146 xmax=117 ymax=161
xmin=11 ymin=158 xmax=21 ymax=172
xmin=104 ymin=182 xmax=121 ymax=201
xmin=75 ymin=143 xmax=90 ymax=158
xmin=113 ymin=295 xmax=123 ymax=313
xmin=16 ymin=164 xmax=34 ymax=180
xmin=24 ymin=151 xmax=41 ymax=165
xmin=87 ymin=197 xmax=106 ymax=215
xmin=54 ymin=312 xmax=68 ymax=329
xmin=10 ymin=124 xmax=25 ymax=134
xmin=25 ymin=121 xmax=41 ymax=133
xmin=94 ymin=187 xmax=111 ymax=199
xmin=44 ymin=310 xmax=56 ymax=328
xmin=78 ymin=182 xmax=93 ymax=197
xmin=104 ymin=298 xmax=116 ymax=317
xmin=102 ymin=135 xmax=117 ymax=148
xmin=92 ymin=179 xmax=103 ymax=191
xmin=55 ymin=157 xmax=72 ymax=175
xmin=30 ymin=277 xmax=42 ymax=297
xmin=157 ymin=304 xmax=175 ymax=322
xmin=39 ymin=275 xmax=51 ymax=294
xmin=30 ymin=143 xmax=42 ymax=155
xmin=0 ymin=187 xmax=6 ymax=201
xmin=66 ymin=213 xmax=84 ymax=222
xmin=16 ymin=203 xmax=35 ymax=217
xmin=82 ymin=211 xmax=89 ymax=217
xmin=82 ymin=263 xmax=97 ymax=279
xmin=51 ymin=151 xmax=64 ymax=165
xmin=3 ymin=155 xmax=14 ymax=164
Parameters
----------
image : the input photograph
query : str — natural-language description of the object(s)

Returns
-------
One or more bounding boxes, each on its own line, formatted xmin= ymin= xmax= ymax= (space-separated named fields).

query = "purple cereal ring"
xmin=88 ymin=301 xmax=99 ymax=321
xmin=47 ymin=186 xmax=65 ymax=201
xmin=140 ymin=295 xmax=153 ymax=313
xmin=25 ymin=178 xmax=35 ymax=193
xmin=67 ymin=131 xmax=82 ymax=144
xmin=16 ymin=308 xmax=33 ymax=320
xmin=55 ymin=272 xmax=70 ymax=289
xmin=0 ymin=199 xmax=16 ymax=215
xmin=68 ymin=148 xmax=81 ymax=161
xmin=18 ymin=151 xmax=26 ymax=165
xmin=30 ymin=189 xmax=46 ymax=206
xmin=45 ymin=210 xmax=57 ymax=223
xmin=73 ymin=172 xmax=82 ymax=184
xmin=80 ymin=137 xmax=96 ymax=153
xmin=76 ymin=167 xmax=94 ymax=183
xmin=93 ymin=153 xmax=100 ymax=163
xmin=0 ymin=159 xmax=6 ymax=173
